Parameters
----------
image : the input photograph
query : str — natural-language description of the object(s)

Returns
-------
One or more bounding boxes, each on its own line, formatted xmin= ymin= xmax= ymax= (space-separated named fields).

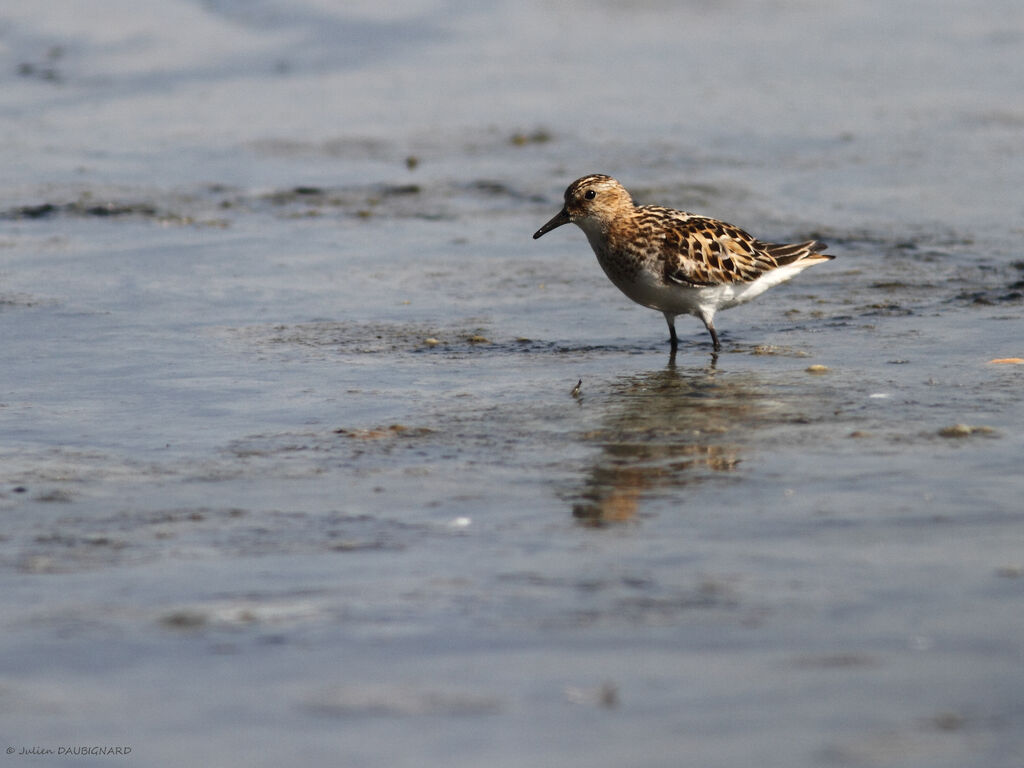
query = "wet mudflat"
xmin=2 ymin=1 xmax=1024 ymax=766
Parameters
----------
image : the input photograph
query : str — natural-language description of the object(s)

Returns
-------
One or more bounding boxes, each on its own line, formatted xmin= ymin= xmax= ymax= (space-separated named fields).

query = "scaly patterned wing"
xmin=643 ymin=207 xmax=827 ymax=286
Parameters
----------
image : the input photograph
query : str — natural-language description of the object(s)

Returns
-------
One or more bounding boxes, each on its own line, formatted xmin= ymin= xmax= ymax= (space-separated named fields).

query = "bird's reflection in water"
xmin=571 ymin=357 xmax=764 ymax=527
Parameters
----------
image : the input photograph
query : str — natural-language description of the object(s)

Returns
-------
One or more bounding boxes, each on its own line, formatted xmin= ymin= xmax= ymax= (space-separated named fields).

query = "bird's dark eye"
xmin=584 ymin=189 xmax=596 ymax=200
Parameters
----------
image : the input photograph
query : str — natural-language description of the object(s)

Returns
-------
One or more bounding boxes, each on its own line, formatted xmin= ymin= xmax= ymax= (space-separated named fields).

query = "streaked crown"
xmin=562 ymin=174 xmax=635 ymax=223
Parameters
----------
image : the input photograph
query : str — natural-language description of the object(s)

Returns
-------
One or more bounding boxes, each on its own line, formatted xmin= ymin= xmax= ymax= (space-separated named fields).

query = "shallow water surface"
xmin=2 ymin=1 xmax=1023 ymax=766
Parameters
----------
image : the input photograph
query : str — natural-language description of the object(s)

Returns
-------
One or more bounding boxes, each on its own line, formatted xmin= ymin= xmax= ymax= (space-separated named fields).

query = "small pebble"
xmin=805 ymin=364 xmax=829 ymax=374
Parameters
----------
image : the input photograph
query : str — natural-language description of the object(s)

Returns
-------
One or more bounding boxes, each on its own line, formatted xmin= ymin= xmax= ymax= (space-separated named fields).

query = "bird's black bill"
xmin=533 ymin=208 xmax=570 ymax=239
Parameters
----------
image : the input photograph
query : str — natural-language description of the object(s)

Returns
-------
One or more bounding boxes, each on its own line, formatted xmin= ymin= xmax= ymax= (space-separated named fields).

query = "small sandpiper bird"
xmin=533 ymin=174 xmax=833 ymax=352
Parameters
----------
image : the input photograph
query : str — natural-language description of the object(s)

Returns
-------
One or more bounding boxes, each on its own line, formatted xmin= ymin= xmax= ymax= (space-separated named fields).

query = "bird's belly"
xmin=604 ymin=268 xmax=735 ymax=317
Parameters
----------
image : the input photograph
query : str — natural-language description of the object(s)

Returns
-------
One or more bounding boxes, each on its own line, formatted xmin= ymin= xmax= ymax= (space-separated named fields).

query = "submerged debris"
xmin=16 ymin=46 xmax=64 ymax=83
xmin=1 ymin=200 xmax=159 ymax=220
xmin=34 ymin=489 xmax=74 ymax=502
xmin=304 ymin=685 xmax=502 ymax=717
xmin=750 ymin=344 xmax=810 ymax=357
xmin=509 ymin=129 xmax=553 ymax=146
xmin=937 ymin=423 xmax=996 ymax=438
xmin=564 ymin=682 xmax=619 ymax=708
xmin=160 ymin=610 xmax=207 ymax=629
xmin=333 ymin=424 xmax=434 ymax=440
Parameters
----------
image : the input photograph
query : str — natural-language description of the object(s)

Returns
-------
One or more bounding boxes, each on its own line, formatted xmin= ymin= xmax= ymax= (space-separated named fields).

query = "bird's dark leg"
xmin=665 ymin=315 xmax=679 ymax=350
xmin=702 ymin=316 xmax=721 ymax=352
